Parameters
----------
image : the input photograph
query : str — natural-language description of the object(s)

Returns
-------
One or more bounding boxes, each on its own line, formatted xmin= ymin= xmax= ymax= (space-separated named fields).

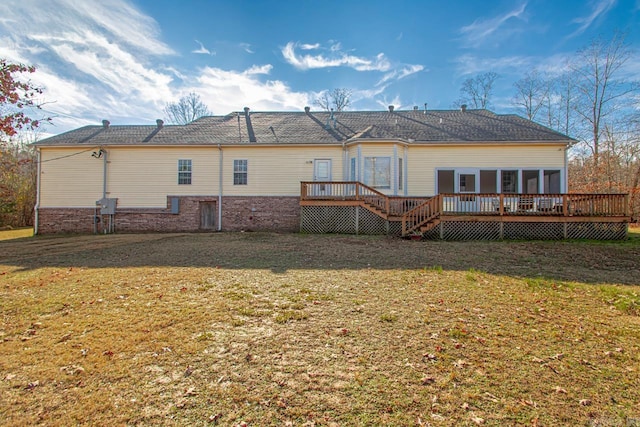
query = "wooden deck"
xmin=300 ymin=182 xmax=630 ymax=239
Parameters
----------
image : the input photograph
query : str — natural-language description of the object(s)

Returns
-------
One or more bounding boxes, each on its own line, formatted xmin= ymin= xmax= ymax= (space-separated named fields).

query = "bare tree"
xmin=512 ymin=69 xmax=550 ymax=121
xmin=314 ymin=88 xmax=352 ymax=112
xmin=570 ymin=33 xmax=639 ymax=168
xmin=163 ymin=92 xmax=211 ymax=125
xmin=453 ymin=72 xmax=498 ymax=109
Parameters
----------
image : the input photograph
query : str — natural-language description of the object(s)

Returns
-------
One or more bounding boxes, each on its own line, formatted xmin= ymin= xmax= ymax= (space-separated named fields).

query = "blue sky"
xmin=0 ymin=0 xmax=638 ymax=137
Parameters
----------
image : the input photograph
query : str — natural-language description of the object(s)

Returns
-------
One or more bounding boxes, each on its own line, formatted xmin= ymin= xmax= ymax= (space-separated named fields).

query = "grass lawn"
xmin=0 ymin=231 xmax=639 ymax=426
xmin=0 ymin=227 xmax=33 ymax=241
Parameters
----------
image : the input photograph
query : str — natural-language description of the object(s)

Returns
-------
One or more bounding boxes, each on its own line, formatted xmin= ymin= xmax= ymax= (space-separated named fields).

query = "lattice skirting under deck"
xmin=300 ymin=206 xmax=628 ymax=240
xmin=301 ymin=206 xmax=397 ymax=235
xmin=430 ymin=221 xmax=627 ymax=241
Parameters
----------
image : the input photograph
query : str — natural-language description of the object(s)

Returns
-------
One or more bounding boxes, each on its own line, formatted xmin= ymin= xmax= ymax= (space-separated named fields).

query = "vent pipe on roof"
xmin=460 ymin=104 xmax=467 ymax=112
xmin=244 ymin=107 xmax=257 ymax=143
xmin=304 ymin=106 xmax=310 ymax=114
xmin=156 ymin=119 xmax=164 ymax=129
xmin=388 ymin=105 xmax=394 ymax=112
xmin=424 ymin=103 xmax=428 ymax=113
xmin=102 ymin=120 xmax=110 ymax=129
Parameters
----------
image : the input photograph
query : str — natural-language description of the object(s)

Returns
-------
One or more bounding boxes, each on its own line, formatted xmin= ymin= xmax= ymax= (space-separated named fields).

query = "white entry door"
xmin=313 ymin=159 xmax=331 ymax=196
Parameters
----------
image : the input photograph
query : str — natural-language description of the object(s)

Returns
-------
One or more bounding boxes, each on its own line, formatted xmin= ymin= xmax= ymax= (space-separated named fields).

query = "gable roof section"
xmin=34 ymin=109 xmax=576 ymax=147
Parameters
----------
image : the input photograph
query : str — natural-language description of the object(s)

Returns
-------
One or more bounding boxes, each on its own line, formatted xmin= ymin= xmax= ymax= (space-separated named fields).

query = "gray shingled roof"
xmin=34 ymin=109 xmax=575 ymax=147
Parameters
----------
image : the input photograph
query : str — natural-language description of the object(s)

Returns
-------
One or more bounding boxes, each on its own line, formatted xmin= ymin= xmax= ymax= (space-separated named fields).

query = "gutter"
xmin=34 ymin=149 xmax=41 ymax=235
xmin=218 ymin=144 xmax=223 ymax=231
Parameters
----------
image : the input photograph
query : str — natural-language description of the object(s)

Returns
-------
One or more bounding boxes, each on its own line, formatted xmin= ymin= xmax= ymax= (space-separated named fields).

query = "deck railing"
xmin=301 ymin=182 xmax=630 ymax=236
xmin=439 ymin=193 xmax=629 ymax=217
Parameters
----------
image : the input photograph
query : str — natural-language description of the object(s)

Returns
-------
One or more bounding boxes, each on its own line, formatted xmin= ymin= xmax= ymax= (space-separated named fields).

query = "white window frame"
xmin=178 ymin=159 xmax=192 ymax=185
xmin=233 ymin=159 xmax=248 ymax=185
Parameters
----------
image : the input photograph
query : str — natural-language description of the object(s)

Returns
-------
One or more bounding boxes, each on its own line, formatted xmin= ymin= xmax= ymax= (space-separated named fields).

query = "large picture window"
xmin=364 ymin=157 xmax=390 ymax=189
xmin=178 ymin=159 xmax=192 ymax=185
xmin=233 ymin=159 xmax=247 ymax=185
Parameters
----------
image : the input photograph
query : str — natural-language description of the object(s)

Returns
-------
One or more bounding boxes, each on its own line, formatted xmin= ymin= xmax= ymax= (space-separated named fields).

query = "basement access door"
xmin=199 ymin=201 xmax=216 ymax=230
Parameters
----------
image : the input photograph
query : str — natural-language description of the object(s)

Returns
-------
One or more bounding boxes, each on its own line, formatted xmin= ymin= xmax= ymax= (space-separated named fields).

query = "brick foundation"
xmin=221 ymin=196 xmax=300 ymax=232
xmin=37 ymin=195 xmax=301 ymax=234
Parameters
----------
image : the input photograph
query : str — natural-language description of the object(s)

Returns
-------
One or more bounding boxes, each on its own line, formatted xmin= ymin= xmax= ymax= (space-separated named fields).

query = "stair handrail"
xmin=401 ymin=195 xmax=442 ymax=236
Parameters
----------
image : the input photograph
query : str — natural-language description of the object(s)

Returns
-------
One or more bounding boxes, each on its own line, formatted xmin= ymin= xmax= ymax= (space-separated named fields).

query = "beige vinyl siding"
xmin=40 ymin=146 xmax=220 ymax=208
xmin=407 ymin=144 xmax=565 ymax=195
xmin=223 ymin=146 xmax=342 ymax=195
xmin=108 ymin=147 xmax=218 ymax=207
xmin=40 ymin=148 xmax=104 ymax=207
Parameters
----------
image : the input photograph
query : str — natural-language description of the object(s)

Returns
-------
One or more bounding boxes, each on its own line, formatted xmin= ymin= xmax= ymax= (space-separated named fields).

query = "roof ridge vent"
xmin=156 ymin=119 xmax=164 ymax=129
xmin=460 ymin=104 xmax=467 ymax=112
xmin=388 ymin=105 xmax=394 ymax=112
xmin=102 ymin=120 xmax=110 ymax=129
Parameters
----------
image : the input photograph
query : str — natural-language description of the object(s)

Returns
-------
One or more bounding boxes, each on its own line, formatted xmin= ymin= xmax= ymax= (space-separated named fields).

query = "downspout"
xmin=34 ymin=148 xmax=41 ymax=235
xmin=217 ymin=144 xmax=223 ymax=231
xmin=102 ymin=148 xmax=108 ymax=199
xmin=342 ymin=141 xmax=347 ymax=180
xmin=564 ymin=144 xmax=569 ymax=193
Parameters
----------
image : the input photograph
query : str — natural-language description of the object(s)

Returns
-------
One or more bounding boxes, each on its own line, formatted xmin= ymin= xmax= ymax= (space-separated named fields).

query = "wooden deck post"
xmin=625 ymin=193 xmax=630 ymax=217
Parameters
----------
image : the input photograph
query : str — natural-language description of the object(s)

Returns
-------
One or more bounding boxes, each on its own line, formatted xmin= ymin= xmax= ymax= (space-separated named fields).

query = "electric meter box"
xmin=96 ymin=198 xmax=117 ymax=215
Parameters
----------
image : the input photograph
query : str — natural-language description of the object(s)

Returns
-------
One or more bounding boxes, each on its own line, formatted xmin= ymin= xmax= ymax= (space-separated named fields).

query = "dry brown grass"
xmin=1 ymin=231 xmax=639 ymax=426
xmin=0 ymin=227 xmax=33 ymax=241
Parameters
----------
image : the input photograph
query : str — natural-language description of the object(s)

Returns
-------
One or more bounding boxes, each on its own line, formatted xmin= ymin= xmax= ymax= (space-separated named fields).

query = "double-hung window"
xmin=233 ymin=159 xmax=248 ymax=185
xmin=178 ymin=159 xmax=192 ymax=185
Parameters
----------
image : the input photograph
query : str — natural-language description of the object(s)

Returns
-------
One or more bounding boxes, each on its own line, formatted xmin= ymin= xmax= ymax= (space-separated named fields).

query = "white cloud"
xmin=454 ymin=53 xmax=572 ymax=78
xmin=398 ymin=64 xmax=425 ymax=79
xmin=375 ymin=65 xmax=424 ymax=87
xmin=568 ymin=0 xmax=616 ymax=38
xmin=0 ymin=0 xmax=178 ymax=131
xmin=459 ymin=3 xmax=528 ymax=47
xmin=240 ymin=43 xmax=254 ymax=54
xmin=192 ymin=40 xmax=213 ymax=55
xmin=193 ymin=65 xmax=310 ymax=113
xmin=454 ymin=54 xmax=533 ymax=76
xmin=244 ymin=64 xmax=272 ymax=75
xmin=282 ymin=41 xmax=391 ymax=72
xmin=300 ymin=43 xmax=320 ymax=50
xmin=0 ymin=0 xmax=174 ymax=55
xmin=33 ymin=30 xmax=174 ymax=103
xmin=374 ymin=94 xmax=404 ymax=110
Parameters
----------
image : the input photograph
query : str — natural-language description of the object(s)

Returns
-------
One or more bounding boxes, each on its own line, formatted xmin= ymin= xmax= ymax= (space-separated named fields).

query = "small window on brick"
xmin=178 ymin=159 xmax=192 ymax=185
xmin=234 ymin=159 xmax=247 ymax=185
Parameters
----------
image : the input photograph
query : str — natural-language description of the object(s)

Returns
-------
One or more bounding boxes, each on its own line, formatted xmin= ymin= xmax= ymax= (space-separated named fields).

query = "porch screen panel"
xmin=480 ymin=170 xmax=497 ymax=193
xmin=544 ymin=170 xmax=561 ymax=193
xmin=522 ymin=170 xmax=539 ymax=194
xmin=438 ymin=170 xmax=454 ymax=193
